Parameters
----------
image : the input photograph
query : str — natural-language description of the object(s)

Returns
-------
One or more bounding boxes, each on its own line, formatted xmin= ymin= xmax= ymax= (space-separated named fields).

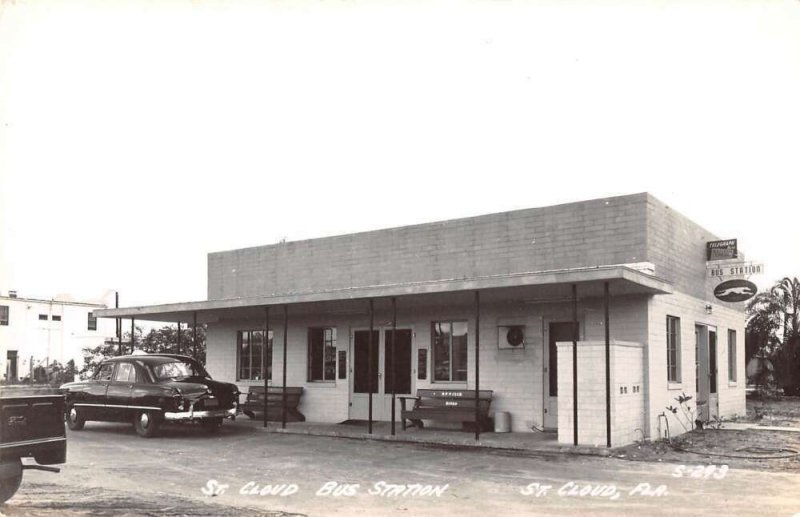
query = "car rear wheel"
xmin=200 ymin=417 xmax=223 ymax=433
xmin=134 ymin=411 xmax=160 ymax=438
xmin=0 ymin=459 xmax=23 ymax=504
xmin=66 ymin=405 xmax=85 ymax=431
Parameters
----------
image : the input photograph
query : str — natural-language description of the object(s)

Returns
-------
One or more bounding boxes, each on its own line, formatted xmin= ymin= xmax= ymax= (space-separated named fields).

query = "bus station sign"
xmin=708 ymin=262 xmax=764 ymax=279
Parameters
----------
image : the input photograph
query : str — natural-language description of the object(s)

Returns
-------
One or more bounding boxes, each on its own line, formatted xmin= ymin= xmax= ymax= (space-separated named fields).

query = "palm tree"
xmin=768 ymin=277 xmax=800 ymax=394
xmin=771 ymin=277 xmax=800 ymax=345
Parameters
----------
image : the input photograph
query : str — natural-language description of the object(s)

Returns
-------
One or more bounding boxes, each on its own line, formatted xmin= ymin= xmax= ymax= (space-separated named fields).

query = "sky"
xmin=1 ymin=0 xmax=798 ymax=309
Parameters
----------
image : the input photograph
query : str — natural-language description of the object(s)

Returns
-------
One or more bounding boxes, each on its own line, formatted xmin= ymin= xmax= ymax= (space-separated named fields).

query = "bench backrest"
xmin=415 ymin=389 xmax=493 ymax=411
xmin=247 ymin=386 xmax=303 ymax=395
xmin=246 ymin=386 xmax=303 ymax=406
xmin=416 ymin=389 xmax=492 ymax=400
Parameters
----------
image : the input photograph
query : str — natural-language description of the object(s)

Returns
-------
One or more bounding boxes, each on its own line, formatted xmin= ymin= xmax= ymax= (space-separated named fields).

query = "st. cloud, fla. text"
xmin=521 ymin=481 xmax=668 ymax=500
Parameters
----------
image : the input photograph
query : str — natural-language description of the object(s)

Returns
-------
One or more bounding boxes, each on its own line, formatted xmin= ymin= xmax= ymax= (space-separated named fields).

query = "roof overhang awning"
xmin=95 ymin=264 xmax=673 ymax=323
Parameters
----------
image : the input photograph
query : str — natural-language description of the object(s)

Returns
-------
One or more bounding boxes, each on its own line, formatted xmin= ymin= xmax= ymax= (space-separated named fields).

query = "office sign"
xmin=713 ymin=279 xmax=757 ymax=303
xmin=707 ymin=239 xmax=738 ymax=261
xmin=708 ymin=262 xmax=764 ymax=279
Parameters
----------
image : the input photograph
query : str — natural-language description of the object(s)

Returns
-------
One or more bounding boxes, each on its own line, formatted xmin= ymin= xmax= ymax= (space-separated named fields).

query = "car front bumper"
xmin=163 ymin=407 xmax=237 ymax=421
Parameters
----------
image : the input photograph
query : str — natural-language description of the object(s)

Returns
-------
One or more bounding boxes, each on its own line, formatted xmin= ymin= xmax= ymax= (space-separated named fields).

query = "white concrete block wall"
xmin=209 ymin=194 xmax=651 ymax=301
xmin=557 ymin=342 xmax=603 ymax=445
xmin=716 ymin=321 xmax=747 ymax=418
xmin=582 ymin=294 xmax=649 ymax=344
xmin=468 ymin=303 xmax=543 ymax=433
xmin=646 ymin=291 xmax=746 ymax=440
xmin=612 ymin=344 xmax=646 ymax=446
xmin=207 ymin=313 xmax=351 ymax=424
xmin=557 ymin=341 xmax=645 ymax=447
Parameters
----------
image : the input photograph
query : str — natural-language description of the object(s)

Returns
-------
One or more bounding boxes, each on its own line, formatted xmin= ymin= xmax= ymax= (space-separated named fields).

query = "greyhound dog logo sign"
xmin=713 ymin=279 xmax=757 ymax=303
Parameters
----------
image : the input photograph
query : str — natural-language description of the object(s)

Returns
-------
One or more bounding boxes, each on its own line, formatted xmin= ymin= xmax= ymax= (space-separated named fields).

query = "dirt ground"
xmin=744 ymin=395 xmax=800 ymax=427
xmin=615 ymin=397 xmax=800 ymax=472
xmin=1 ymin=397 xmax=798 ymax=515
xmin=615 ymin=429 xmax=800 ymax=472
xmin=1 ymin=483 xmax=291 ymax=517
xmin=3 ymin=418 xmax=798 ymax=516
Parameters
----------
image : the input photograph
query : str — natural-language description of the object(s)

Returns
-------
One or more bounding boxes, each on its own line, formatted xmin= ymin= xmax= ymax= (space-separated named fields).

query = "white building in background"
xmin=0 ymin=290 xmax=117 ymax=382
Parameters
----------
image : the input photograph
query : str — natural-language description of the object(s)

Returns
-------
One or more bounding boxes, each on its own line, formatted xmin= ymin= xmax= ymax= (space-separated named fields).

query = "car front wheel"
xmin=66 ymin=405 xmax=85 ymax=431
xmin=134 ymin=411 xmax=160 ymax=438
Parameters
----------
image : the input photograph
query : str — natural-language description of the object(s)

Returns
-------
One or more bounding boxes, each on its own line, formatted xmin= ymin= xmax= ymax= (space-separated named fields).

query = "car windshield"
xmin=149 ymin=359 xmax=209 ymax=381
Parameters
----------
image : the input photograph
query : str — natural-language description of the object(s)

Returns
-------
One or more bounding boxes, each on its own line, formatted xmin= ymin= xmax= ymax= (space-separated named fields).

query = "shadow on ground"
xmin=75 ymin=419 xmax=259 ymax=440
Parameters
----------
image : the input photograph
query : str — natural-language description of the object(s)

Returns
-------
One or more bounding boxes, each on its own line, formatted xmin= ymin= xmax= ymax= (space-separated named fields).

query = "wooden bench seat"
xmin=400 ymin=389 xmax=493 ymax=432
xmin=241 ymin=386 xmax=305 ymax=422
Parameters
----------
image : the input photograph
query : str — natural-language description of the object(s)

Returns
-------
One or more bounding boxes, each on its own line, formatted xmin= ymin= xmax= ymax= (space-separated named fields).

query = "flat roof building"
xmin=0 ymin=292 xmax=116 ymax=383
xmin=97 ymin=193 xmax=747 ymax=447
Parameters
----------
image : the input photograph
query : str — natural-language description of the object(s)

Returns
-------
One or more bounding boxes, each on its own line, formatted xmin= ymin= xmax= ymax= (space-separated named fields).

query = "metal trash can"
xmin=494 ymin=411 xmax=511 ymax=433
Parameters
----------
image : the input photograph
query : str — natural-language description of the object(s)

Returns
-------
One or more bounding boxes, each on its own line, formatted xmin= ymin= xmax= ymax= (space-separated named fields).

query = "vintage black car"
xmin=61 ymin=353 xmax=239 ymax=438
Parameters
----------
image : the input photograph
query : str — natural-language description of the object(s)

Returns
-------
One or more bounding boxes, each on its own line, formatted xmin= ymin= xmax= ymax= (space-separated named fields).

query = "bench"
xmin=241 ymin=386 xmax=305 ymax=422
xmin=399 ymin=389 xmax=493 ymax=432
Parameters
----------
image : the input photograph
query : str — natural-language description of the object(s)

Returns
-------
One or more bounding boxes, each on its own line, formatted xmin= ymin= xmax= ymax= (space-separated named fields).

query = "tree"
xmin=80 ymin=324 xmax=207 ymax=379
xmin=19 ymin=359 xmax=77 ymax=386
xmin=80 ymin=339 xmax=120 ymax=378
xmin=746 ymin=292 xmax=782 ymax=360
xmin=49 ymin=360 xmax=77 ymax=386
xmin=139 ymin=325 xmax=206 ymax=364
xmin=746 ymin=277 xmax=800 ymax=394
xmin=772 ymin=277 xmax=800 ymax=394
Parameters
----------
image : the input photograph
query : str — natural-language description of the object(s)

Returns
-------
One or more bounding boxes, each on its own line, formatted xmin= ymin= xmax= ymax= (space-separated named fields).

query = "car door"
xmin=106 ymin=362 xmax=135 ymax=422
xmin=80 ymin=362 xmax=114 ymax=420
xmin=129 ymin=361 xmax=162 ymax=413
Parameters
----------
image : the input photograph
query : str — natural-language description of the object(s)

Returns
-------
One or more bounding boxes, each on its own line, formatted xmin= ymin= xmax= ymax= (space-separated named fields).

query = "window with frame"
xmin=114 ymin=362 xmax=135 ymax=382
xmin=39 ymin=314 xmax=48 ymax=321
xmin=666 ymin=315 xmax=681 ymax=383
xmin=308 ymin=327 xmax=337 ymax=382
xmin=728 ymin=329 xmax=737 ymax=382
xmin=432 ymin=321 xmax=468 ymax=382
xmin=52 ymin=315 xmax=61 ymax=322
xmin=88 ymin=312 xmax=97 ymax=331
xmin=0 ymin=305 xmax=8 ymax=325
xmin=237 ymin=329 xmax=273 ymax=381
xmin=94 ymin=363 xmax=114 ymax=381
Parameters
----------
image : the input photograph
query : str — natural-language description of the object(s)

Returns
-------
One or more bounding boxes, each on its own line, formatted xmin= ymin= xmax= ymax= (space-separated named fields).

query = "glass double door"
xmin=350 ymin=328 xmax=413 ymax=421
